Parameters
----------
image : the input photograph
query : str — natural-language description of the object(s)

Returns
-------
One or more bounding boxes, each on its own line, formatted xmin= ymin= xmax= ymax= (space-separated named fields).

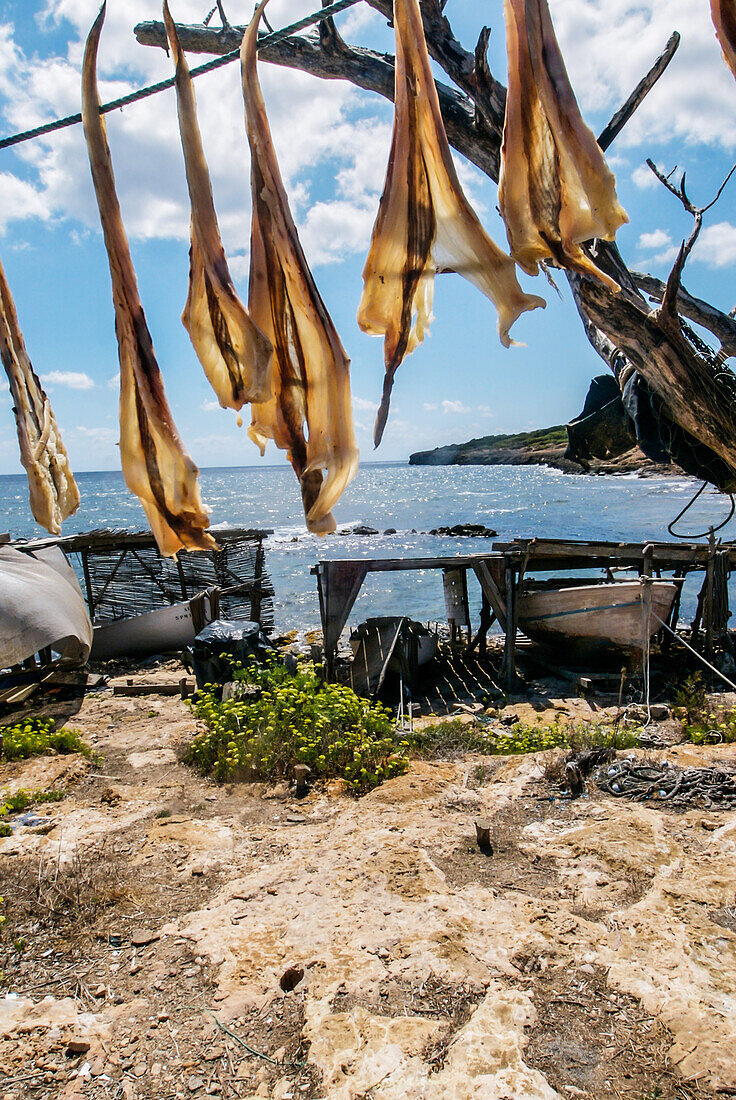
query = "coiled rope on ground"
xmin=596 ymin=757 xmax=736 ymax=808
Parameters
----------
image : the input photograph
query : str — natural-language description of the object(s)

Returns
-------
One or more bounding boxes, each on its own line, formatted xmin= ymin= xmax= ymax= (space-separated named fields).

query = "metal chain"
xmin=0 ymin=0 xmax=361 ymax=152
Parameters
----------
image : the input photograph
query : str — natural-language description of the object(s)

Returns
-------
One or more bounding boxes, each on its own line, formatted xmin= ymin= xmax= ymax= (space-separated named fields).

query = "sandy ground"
xmin=0 ymin=667 xmax=735 ymax=1100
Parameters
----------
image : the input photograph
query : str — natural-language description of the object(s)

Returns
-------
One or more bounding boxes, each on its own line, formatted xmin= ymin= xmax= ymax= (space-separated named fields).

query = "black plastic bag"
xmin=191 ymin=619 xmax=273 ymax=690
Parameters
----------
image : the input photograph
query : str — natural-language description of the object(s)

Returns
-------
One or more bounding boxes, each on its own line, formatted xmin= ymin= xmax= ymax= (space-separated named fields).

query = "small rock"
xmin=100 ymin=787 xmax=121 ymax=806
xmin=279 ymin=965 xmax=305 ymax=992
xmin=92 ymin=984 xmax=107 ymax=999
xmin=133 ymin=1063 xmax=147 ymax=1078
xmin=701 ymin=819 xmax=720 ymax=831
xmin=352 ymin=524 xmax=379 ymax=535
xmin=131 ymin=929 xmax=160 ymax=948
xmin=188 ymin=1076 xmax=205 ymax=1092
xmin=66 ymin=1040 xmax=91 ymax=1057
xmin=383 ymin=528 xmax=397 ymax=535
xmin=190 ymin=863 xmax=206 ymax=877
xmin=500 ymin=712 xmax=519 ymax=726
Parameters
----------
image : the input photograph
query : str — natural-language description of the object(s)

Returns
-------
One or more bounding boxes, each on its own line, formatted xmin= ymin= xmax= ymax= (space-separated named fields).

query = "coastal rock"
xmin=352 ymin=525 xmax=379 ymax=536
xmin=429 ymin=524 xmax=497 ymax=537
xmin=409 ymin=424 xmax=679 ymax=477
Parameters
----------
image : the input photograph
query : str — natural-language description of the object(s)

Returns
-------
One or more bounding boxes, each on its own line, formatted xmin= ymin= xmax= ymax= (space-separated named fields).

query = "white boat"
xmin=90 ymin=591 xmax=217 ymax=661
xmin=517 ymin=579 xmax=678 ymax=662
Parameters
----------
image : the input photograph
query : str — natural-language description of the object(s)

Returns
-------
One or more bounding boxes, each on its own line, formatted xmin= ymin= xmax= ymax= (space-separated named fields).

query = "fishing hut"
xmin=313 ymin=537 xmax=735 ymax=702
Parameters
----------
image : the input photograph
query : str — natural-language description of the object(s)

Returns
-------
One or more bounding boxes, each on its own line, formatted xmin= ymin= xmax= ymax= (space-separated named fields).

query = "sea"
xmin=1 ymin=462 xmax=734 ymax=632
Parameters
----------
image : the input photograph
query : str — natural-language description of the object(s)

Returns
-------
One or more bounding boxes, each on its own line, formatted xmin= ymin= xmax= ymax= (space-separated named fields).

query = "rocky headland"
xmin=409 ymin=425 xmax=680 ymax=477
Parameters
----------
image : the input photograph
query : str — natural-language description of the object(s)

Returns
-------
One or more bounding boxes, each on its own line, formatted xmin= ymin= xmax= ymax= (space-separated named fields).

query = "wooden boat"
xmin=517 ymin=579 xmax=678 ymax=663
xmin=90 ymin=590 xmax=218 ymax=661
xmin=349 ymin=617 xmax=438 ymax=697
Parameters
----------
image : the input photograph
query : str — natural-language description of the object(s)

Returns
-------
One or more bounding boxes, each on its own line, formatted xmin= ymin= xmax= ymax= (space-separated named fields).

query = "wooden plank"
xmin=501 ymin=557 xmax=519 ymax=692
xmin=113 ymin=679 xmax=195 ymax=697
xmin=472 ymin=560 xmax=507 ymax=630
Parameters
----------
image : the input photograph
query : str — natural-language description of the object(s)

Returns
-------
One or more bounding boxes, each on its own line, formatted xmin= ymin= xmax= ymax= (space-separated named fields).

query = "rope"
xmin=651 ymin=609 xmax=736 ymax=693
xmin=665 ymin=479 xmax=735 ymax=540
xmin=596 ymin=757 xmax=736 ymax=807
xmin=0 ymin=0 xmax=361 ymax=152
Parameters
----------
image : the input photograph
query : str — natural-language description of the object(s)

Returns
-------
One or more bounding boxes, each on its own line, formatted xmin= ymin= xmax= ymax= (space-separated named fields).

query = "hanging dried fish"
xmin=163 ymin=1 xmax=272 ymax=415
xmin=499 ymin=0 xmax=628 ymax=292
xmin=82 ymin=3 xmax=214 ymax=557
xmin=358 ymin=0 xmax=545 ymax=446
xmin=0 ymin=259 xmax=80 ymax=535
xmin=712 ymin=0 xmax=736 ymax=80
xmin=241 ymin=0 xmax=358 ymax=534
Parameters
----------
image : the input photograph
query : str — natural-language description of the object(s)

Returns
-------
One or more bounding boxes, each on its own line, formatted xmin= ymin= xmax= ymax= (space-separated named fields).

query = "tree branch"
xmin=597 ymin=32 xmax=679 ymax=151
xmin=133 ymin=20 xmax=500 ymax=178
xmin=632 ymin=272 xmax=736 ymax=357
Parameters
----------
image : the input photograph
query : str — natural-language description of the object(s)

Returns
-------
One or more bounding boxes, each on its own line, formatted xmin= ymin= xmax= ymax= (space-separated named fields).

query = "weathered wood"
xmin=501 ymin=557 xmax=519 ymax=691
xmin=632 ymin=272 xmax=736 ymax=358
xmin=133 ymin=20 xmax=498 ymax=178
xmin=576 ymin=274 xmax=736 ymax=488
xmin=597 ymin=32 xmax=680 ymax=152
xmin=472 ymin=560 xmax=507 ymax=631
xmin=113 ymin=680 xmax=195 ymax=697
xmin=474 ymin=818 xmax=493 ymax=854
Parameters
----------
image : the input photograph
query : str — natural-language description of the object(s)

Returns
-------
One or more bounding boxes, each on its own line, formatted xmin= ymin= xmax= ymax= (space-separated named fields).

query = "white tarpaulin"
xmin=0 ymin=545 xmax=93 ymax=668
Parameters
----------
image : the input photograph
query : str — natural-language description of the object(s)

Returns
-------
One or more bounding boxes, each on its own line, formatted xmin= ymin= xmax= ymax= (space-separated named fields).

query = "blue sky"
xmin=0 ymin=0 xmax=734 ymax=478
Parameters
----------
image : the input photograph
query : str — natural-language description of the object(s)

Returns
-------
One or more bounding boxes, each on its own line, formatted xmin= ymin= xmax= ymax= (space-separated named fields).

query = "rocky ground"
xmin=1 ymin=666 xmax=735 ymax=1099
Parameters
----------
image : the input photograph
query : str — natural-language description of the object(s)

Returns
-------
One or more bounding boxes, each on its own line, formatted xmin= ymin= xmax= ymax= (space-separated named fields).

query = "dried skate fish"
xmin=163 ymin=1 xmax=272 ymax=414
xmin=358 ymin=0 xmax=545 ymax=446
xmin=241 ymin=0 xmax=358 ymax=534
xmin=712 ymin=0 xmax=736 ymax=80
xmin=82 ymin=3 xmax=214 ymax=557
xmin=499 ymin=0 xmax=628 ymax=292
xmin=0 ymin=259 xmax=79 ymax=535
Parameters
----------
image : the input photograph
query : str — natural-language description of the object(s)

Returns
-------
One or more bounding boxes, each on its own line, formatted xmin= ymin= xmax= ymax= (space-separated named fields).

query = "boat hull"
xmin=517 ymin=580 xmax=677 ymax=663
xmin=91 ymin=593 xmax=217 ymax=661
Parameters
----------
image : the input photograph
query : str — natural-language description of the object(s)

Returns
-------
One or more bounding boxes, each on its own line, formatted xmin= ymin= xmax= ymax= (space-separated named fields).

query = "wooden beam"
xmin=472 ymin=560 xmax=507 ymax=631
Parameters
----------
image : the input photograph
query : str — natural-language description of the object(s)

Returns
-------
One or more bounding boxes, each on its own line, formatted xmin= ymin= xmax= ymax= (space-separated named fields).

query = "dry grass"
xmin=2 ymin=840 xmax=133 ymax=933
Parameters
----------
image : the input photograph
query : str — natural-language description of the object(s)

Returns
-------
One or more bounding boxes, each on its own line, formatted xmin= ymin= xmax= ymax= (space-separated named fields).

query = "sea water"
xmin=1 ymin=462 xmax=733 ymax=631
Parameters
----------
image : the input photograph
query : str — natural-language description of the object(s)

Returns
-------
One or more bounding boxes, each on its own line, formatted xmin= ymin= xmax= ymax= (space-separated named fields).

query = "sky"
xmin=0 ymin=0 xmax=734 ymax=478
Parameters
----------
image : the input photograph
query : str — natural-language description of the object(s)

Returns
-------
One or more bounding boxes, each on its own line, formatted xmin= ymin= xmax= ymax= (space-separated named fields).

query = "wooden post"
xmin=251 ymin=538 xmax=265 ymax=625
xmin=705 ymin=528 xmax=716 ymax=663
xmin=80 ymin=548 xmax=95 ymax=617
xmin=501 ymin=555 xmax=518 ymax=692
xmin=474 ymin=819 xmax=493 ymax=854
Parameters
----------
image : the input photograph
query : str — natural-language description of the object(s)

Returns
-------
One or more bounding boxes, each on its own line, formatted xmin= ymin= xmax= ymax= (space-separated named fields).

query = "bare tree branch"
xmin=597 ymin=31 xmax=680 ymax=151
xmin=133 ymin=20 xmax=500 ymax=178
xmin=632 ymin=271 xmax=736 ymax=357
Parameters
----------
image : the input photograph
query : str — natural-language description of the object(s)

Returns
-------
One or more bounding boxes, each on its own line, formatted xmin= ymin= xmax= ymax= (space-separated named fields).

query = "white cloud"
xmin=353 ymin=396 xmax=377 ymax=412
xmin=638 ymin=229 xmax=673 ymax=251
xmin=423 ymin=402 xmax=438 ymax=411
xmin=632 ymin=163 xmax=660 ymax=191
xmin=41 ymin=370 xmax=95 ymax=389
xmin=549 ymin=0 xmax=736 ymax=149
xmin=107 ymin=372 xmax=119 ymax=389
xmin=0 ymin=0 xmax=392 ymax=261
xmin=72 ymin=425 xmax=116 ymax=443
xmin=442 ymin=399 xmax=471 ymax=415
xmin=200 ymin=398 xmax=223 ymax=412
xmin=693 ymin=221 xmax=736 ymax=268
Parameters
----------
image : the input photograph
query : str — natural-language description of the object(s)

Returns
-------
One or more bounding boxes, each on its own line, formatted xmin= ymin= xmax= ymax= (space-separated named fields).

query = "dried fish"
xmin=712 ymin=0 xmax=736 ymax=80
xmin=358 ymin=0 xmax=545 ymax=446
xmin=82 ymin=3 xmax=214 ymax=557
xmin=0 ymin=259 xmax=79 ymax=535
xmin=499 ymin=0 xmax=628 ymax=292
xmin=241 ymin=0 xmax=358 ymax=533
xmin=163 ymin=1 xmax=272 ymax=414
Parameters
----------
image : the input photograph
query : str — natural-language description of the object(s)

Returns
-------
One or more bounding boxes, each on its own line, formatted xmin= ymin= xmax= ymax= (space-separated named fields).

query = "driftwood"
xmin=135 ymin=4 xmax=736 ymax=486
